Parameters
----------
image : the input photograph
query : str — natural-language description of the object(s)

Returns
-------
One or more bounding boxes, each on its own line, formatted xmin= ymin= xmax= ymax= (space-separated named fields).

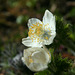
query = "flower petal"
xmin=49 ymin=16 xmax=56 ymax=31
xmin=43 ymin=32 xmax=56 ymax=45
xmin=28 ymin=63 xmax=48 ymax=71
xmin=22 ymin=37 xmax=43 ymax=47
xmin=28 ymin=18 xmax=42 ymax=28
xmin=43 ymin=10 xmax=56 ymax=31
xmin=32 ymin=50 xmax=50 ymax=64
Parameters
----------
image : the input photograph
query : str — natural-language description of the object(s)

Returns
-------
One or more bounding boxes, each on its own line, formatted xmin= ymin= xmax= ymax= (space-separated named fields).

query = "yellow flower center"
xmin=28 ymin=22 xmax=51 ymax=42
xmin=28 ymin=22 xmax=44 ymax=42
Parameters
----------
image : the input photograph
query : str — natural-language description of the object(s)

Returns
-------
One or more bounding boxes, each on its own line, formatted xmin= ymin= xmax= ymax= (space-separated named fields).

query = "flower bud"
xmin=22 ymin=47 xmax=51 ymax=71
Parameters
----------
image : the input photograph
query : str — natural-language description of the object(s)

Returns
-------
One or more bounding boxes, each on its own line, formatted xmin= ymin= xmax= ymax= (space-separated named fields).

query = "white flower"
xmin=22 ymin=10 xmax=56 ymax=47
xmin=22 ymin=47 xmax=51 ymax=71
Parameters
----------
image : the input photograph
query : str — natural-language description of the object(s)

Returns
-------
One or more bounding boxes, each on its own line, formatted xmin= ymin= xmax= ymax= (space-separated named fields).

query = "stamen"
xmin=45 ymin=36 xmax=48 ymax=39
xmin=28 ymin=22 xmax=44 ymax=42
xmin=29 ymin=58 xmax=33 ymax=63
xmin=28 ymin=22 xmax=50 ymax=42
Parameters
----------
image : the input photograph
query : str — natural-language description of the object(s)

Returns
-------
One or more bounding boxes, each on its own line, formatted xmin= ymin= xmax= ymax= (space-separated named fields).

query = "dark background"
xmin=0 ymin=0 xmax=75 ymax=75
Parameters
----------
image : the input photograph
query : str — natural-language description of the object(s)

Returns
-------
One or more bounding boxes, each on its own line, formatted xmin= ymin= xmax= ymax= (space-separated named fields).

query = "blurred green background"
xmin=0 ymin=0 xmax=75 ymax=75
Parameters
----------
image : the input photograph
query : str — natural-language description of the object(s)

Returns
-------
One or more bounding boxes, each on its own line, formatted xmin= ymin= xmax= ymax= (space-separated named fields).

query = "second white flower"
xmin=22 ymin=47 xmax=51 ymax=71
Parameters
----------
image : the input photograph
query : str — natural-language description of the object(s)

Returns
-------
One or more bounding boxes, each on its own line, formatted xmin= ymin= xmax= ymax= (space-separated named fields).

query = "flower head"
xmin=22 ymin=10 xmax=56 ymax=47
xmin=22 ymin=47 xmax=51 ymax=71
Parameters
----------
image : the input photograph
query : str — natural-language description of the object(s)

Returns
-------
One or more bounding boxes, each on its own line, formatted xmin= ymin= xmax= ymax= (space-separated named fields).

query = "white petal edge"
xmin=28 ymin=63 xmax=48 ymax=71
xmin=43 ymin=10 xmax=56 ymax=31
xmin=43 ymin=10 xmax=53 ymax=24
xmin=22 ymin=37 xmax=43 ymax=47
xmin=28 ymin=18 xmax=42 ymax=28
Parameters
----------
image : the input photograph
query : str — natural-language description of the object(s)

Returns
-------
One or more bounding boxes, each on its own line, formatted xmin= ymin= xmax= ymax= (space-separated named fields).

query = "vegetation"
xmin=0 ymin=0 xmax=75 ymax=75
